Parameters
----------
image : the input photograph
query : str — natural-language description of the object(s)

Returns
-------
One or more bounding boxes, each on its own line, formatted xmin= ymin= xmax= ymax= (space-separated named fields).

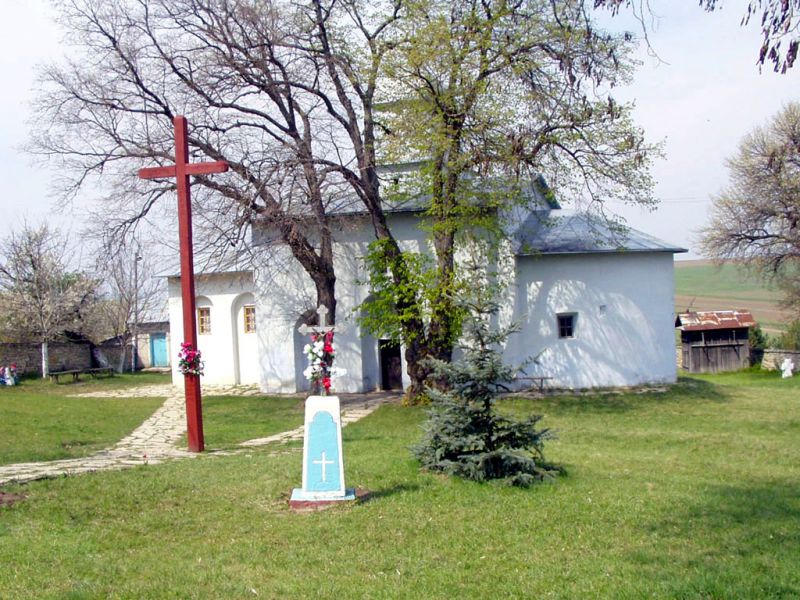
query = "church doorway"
xmin=379 ymin=340 xmax=403 ymax=390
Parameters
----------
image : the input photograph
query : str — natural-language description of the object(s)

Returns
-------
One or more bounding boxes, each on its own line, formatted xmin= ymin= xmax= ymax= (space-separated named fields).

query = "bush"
xmin=776 ymin=319 xmax=800 ymax=351
xmin=412 ymin=283 xmax=562 ymax=487
xmin=749 ymin=324 xmax=768 ymax=365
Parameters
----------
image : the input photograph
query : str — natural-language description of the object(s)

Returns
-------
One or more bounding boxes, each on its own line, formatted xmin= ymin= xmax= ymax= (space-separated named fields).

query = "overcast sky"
xmin=0 ymin=1 xmax=796 ymax=260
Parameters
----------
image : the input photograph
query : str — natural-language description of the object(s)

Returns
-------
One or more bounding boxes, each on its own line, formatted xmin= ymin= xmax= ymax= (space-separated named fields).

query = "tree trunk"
xmin=116 ymin=340 xmax=128 ymax=374
xmin=403 ymin=340 xmax=431 ymax=405
xmin=41 ymin=340 xmax=49 ymax=379
xmin=314 ymin=275 xmax=337 ymax=325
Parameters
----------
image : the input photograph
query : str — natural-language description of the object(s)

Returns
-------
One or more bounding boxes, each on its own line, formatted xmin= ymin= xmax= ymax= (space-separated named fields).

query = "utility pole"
xmin=131 ymin=249 xmax=142 ymax=373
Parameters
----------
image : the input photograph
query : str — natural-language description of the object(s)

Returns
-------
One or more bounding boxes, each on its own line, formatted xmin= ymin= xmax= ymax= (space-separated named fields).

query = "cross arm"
xmin=138 ymin=160 xmax=228 ymax=180
xmin=138 ymin=165 xmax=175 ymax=180
xmin=186 ymin=161 xmax=229 ymax=176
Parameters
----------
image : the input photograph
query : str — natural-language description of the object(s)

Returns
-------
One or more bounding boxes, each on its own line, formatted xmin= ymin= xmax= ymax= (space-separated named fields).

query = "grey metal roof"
xmin=513 ymin=210 xmax=687 ymax=256
xmin=158 ymin=268 xmax=253 ymax=279
xmin=322 ymin=175 xmax=556 ymax=217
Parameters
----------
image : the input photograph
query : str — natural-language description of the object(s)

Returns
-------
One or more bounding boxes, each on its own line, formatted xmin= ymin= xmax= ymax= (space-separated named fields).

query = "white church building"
xmin=167 ymin=180 xmax=686 ymax=392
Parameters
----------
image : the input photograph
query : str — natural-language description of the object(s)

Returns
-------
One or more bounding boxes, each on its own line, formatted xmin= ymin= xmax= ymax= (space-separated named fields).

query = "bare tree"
xmin=32 ymin=0 xmax=656 ymax=399
xmin=700 ymin=102 xmax=800 ymax=313
xmin=596 ymin=0 xmax=800 ymax=73
xmin=82 ymin=243 xmax=165 ymax=372
xmin=0 ymin=224 xmax=97 ymax=378
xmin=33 ymin=0 xmax=344 ymax=318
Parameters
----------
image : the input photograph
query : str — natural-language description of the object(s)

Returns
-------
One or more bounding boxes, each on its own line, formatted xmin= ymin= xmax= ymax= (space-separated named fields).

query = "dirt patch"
xmin=0 ymin=491 xmax=26 ymax=508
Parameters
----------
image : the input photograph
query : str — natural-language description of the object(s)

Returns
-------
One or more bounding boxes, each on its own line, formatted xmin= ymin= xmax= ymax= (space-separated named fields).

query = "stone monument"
xmin=780 ymin=357 xmax=795 ymax=379
xmin=290 ymin=306 xmax=358 ymax=510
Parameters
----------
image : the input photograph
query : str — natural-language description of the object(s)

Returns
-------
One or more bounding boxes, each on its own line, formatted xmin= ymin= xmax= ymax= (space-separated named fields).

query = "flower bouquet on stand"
xmin=302 ymin=331 xmax=345 ymax=395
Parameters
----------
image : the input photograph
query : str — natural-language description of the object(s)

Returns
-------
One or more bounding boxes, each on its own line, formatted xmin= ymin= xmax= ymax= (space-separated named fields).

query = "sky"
xmin=0 ymin=1 xmax=796 ymax=260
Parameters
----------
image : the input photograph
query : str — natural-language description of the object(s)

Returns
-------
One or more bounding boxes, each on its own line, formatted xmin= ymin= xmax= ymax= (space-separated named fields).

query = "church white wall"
xmin=251 ymin=214 xmax=678 ymax=393
xmin=167 ymin=271 xmax=259 ymax=387
xmin=506 ymin=252 xmax=677 ymax=389
xmin=252 ymin=212 xmax=428 ymax=394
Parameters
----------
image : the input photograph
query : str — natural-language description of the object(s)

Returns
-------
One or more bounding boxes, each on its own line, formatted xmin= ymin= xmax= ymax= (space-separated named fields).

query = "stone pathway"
xmin=0 ymin=386 xmax=399 ymax=488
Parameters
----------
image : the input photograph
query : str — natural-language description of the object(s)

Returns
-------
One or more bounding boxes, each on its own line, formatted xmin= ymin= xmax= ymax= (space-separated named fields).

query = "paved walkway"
xmin=0 ymin=385 xmax=400 ymax=488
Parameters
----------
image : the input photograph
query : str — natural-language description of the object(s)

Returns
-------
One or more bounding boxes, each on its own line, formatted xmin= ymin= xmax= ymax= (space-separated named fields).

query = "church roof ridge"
xmin=513 ymin=209 xmax=687 ymax=256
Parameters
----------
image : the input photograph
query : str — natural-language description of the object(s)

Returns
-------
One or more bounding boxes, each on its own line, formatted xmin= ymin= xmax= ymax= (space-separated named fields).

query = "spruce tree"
xmin=413 ymin=282 xmax=562 ymax=487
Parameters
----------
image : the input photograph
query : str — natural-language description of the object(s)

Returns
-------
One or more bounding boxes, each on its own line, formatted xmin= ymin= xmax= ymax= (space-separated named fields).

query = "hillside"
xmin=674 ymin=260 xmax=792 ymax=333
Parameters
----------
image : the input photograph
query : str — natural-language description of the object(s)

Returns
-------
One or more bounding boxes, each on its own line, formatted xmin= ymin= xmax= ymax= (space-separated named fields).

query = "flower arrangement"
xmin=178 ymin=342 xmax=204 ymax=376
xmin=303 ymin=330 xmax=345 ymax=395
xmin=1 ymin=363 xmax=18 ymax=386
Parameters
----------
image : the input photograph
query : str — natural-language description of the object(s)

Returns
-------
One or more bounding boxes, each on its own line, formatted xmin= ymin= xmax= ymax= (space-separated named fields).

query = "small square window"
xmin=197 ymin=307 xmax=211 ymax=335
xmin=557 ymin=313 xmax=576 ymax=339
xmin=243 ymin=305 xmax=256 ymax=333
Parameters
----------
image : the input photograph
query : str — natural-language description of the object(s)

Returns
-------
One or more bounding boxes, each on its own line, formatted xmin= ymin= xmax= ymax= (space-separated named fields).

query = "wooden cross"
xmin=298 ymin=305 xmax=337 ymax=337
xmin=138 ymin=115 xmax=228 ymax=453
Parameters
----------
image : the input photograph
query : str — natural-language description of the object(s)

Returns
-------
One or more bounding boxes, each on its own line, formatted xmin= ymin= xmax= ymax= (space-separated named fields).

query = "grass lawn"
xmin=0 ymin=373 xmax=169 ymax=465
xmin=202 ymin=395 xmax=305 ymax=449
xmin=1 ymin=371 xmax=799 ymax=598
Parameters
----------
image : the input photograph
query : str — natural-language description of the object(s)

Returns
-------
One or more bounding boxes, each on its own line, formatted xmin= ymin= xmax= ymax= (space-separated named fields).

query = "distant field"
xmin=674 ymin=260 xmax=792 ymax=333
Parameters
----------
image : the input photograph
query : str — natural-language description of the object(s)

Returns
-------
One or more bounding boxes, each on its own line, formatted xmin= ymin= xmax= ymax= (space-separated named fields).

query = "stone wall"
xmin=762 ymin=349 xmax=800 ymax=371
xmin=0 ymin=342 xmax=93 ymax=376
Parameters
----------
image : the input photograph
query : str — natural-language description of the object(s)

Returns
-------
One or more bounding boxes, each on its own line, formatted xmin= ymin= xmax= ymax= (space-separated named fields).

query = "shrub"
xmin=776 ymin=319 xmax=800 ymax=351
xmin=412 ymin=283 xmax=562 ymax=487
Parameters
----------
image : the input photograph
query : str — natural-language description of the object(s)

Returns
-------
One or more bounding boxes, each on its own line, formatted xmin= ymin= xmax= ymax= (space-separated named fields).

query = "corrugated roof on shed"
xmin=675 ymin=310 xmax=757 ymax=331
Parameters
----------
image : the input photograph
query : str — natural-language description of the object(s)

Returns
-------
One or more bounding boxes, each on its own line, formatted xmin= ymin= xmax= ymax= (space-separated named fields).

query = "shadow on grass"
xmin=636 ymin=480 xmax=800 ymax=596
xmin=507 ymin=377 xmax=730 ymax=417
xmin=366 ymin=483 xmax=421 ymax=501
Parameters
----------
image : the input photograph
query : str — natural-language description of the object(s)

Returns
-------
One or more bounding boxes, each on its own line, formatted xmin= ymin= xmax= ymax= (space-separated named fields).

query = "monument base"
xmin=288 ymin=487 xmax=369 ymax=511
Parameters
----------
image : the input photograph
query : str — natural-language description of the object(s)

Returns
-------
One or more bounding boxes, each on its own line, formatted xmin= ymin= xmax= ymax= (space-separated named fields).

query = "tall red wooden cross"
xmin=138 ymin=116 xmax=228 ymax=452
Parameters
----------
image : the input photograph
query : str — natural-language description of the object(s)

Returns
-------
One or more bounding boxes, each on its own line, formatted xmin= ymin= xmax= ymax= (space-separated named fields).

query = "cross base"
xmin=288 ymin=487 xmax=368 ymax=512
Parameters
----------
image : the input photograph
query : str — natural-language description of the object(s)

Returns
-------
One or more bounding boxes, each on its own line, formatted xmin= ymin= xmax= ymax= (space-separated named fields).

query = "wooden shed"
xmin=675 ymin=310 xmax=756 ymax=373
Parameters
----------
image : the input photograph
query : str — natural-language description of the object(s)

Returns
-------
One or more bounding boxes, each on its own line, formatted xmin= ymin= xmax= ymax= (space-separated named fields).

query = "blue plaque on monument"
xmin=306 ymin=411 xmax=342 ymax=492
xmin=290 ymin=396 xmax=356 ymax=505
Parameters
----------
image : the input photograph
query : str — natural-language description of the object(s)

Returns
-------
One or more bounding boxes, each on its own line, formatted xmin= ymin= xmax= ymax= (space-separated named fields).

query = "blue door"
xmin=150 ymin=333 xmax=169 ymax=367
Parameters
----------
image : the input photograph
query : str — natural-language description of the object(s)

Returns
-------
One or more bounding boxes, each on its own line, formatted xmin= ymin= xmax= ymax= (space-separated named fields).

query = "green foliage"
xmin=776 ymin=319 xmax=800 ymax=350
xmin=749 ymin=324 xmax=768 ymax=351
xmin=748 ymin=323 xmax=768 ymax=365
xmin=359 ymin=238 xmax=466 ymax=348
xmin=413 ymin=282 xmax=561 ymax=487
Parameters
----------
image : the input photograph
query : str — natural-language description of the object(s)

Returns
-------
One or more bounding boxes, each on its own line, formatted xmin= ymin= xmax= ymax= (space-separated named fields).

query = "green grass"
xmin=1 ymin=372 xmax=799 ymax=598
xmin=674 ymin=262 xmax=780 ymax=301
xmin=202 ymin=395 xmax=305 ymax=449
xmin=674 ymin=261 xmax=792 ymax=332
xmin=0 ymin=373 xmax=168 ymax=465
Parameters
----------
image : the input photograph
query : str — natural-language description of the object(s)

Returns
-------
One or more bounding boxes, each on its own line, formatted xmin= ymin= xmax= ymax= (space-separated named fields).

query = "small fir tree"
xmin=413 ymin=283 xmax=562 ymax=487
xmin=748 ymin=323 xmax=768 ymax=366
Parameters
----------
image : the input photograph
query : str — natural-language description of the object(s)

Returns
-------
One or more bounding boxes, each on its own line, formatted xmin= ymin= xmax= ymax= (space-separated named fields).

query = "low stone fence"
xmin=761 ymin=349 xmax=800 ymax=371
xmin=0 ymin=342 xmax=93 ymax=376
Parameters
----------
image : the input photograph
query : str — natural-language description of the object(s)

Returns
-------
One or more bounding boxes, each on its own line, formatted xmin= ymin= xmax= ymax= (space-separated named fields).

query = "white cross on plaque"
xmin=312 ymin=451 xmax=335 ymax=482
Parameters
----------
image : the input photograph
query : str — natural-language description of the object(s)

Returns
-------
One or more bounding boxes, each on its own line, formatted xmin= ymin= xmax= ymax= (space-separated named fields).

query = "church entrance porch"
xmin=379 ymin=340 xmax=403 ymax=390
